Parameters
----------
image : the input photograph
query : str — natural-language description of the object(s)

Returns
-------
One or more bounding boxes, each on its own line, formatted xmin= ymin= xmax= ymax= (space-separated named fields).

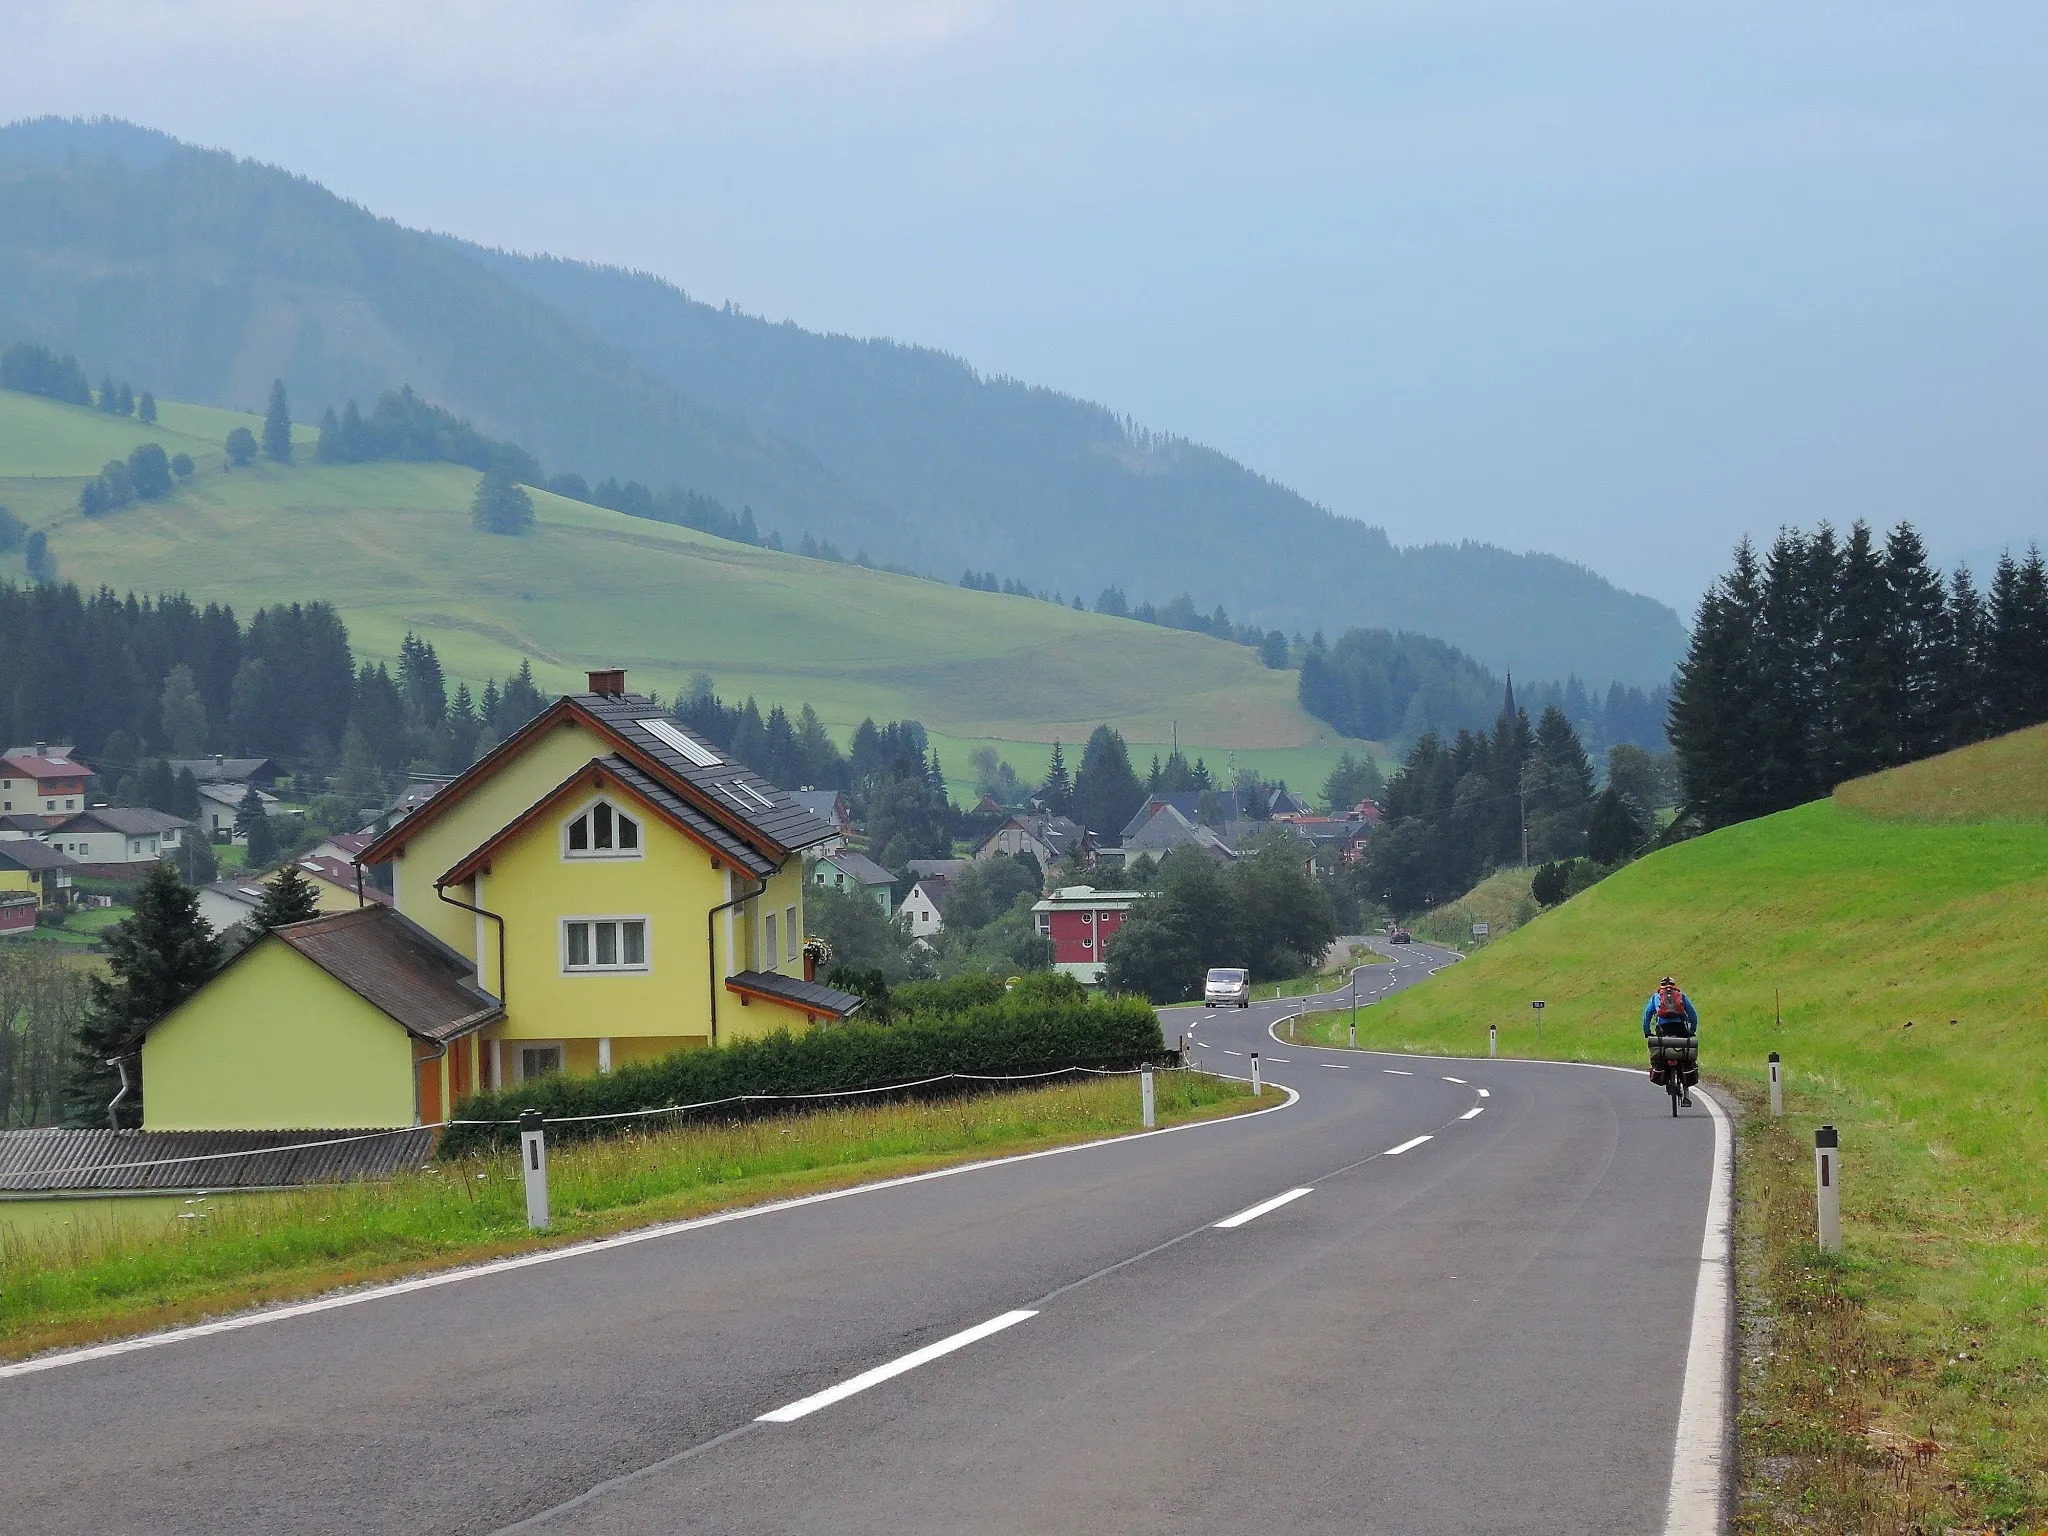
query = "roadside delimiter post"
xmin=1814 ymin=1124 xmax=1840 ymax=1252
xmin=1768 ymin=1052 xmax=1783 ymax=1118
xmin=520 ymin=1109 xmax=551 ymax=1230
xmin=1251 ymin=1051 xmax=1262 ymax=1097
xmin=1488 ymin=1024 xmax=1498 ymax=1058
xmin=1141 ymin=1067 xmax=1156 ymax=1128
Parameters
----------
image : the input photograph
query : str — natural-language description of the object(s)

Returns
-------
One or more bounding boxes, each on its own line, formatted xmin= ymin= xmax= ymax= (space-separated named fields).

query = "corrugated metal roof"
xmin=0 ymin=1127 xmax=440 ymax=1192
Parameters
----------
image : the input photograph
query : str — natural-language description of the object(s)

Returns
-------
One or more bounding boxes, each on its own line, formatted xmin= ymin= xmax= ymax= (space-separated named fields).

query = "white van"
xmin=1204 ymin=967 xmax=1250 ymax=1008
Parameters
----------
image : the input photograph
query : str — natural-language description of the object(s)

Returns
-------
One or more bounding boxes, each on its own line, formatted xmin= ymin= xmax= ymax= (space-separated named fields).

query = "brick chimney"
xmin=586 ymin=669 xmax=626 ymax=697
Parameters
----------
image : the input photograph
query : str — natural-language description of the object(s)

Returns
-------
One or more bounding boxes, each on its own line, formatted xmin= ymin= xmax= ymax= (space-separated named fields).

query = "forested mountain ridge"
xmin=0 ymin=115 xmax=1686 ymax=685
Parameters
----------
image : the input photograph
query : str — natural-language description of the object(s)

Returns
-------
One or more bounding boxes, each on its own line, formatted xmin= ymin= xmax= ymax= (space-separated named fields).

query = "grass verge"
xmin=0 ymin=1070 xmax=1252 ymax=1361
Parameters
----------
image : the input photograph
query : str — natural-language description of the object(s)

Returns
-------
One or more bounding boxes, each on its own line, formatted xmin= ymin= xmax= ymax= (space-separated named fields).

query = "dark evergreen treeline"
xmin=1 ymin=342 xmax=94 ymax=406
xmin=1299 ymin=624 xmax=1669 ymax=754
xmin=0 ymin=581 xmax=548 ymax=795
xmin=1358 ymin=702 xmax=1598 ymax=914
xmin=1671 ymin=523 xmax=2048 ymax=830
xmin=316 ymin=385 xmax=541 ymax=482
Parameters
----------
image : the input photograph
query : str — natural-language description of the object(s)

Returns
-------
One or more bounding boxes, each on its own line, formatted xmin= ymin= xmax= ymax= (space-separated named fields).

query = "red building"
xmin=1031 ymin=885 xmax=1143 ymax=984
xmin=0 ymin=744 xmax=89 ymax=817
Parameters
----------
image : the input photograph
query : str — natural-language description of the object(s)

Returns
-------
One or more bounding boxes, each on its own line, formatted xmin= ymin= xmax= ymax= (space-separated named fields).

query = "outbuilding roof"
xmin=0 ymin=1126 xmax=440 ymax=1193
xmin=167 ymin=756 xmax=278 ymax=785
xmin=267 ymin=907 xmax=503 ymax=1044
xmin=724 ymin=970 xmax=865 ymax=1019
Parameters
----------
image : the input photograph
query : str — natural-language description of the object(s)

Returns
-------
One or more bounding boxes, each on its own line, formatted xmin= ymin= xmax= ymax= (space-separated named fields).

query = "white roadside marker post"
xmin=1251 ymin=1051 xmax=1262 ymax=1097
xmin=1769 ymin=1051 xmax=1783 ymax=1118
xmin=1488 ymin=1024 xmax=1498 ymax=1058
xmin=1815 ymin=1124 xmax=1840 ymax=1252
xmin=1141 ymin=1067 xmax=1156 ymax=1129
xmin=520 ymin=1109 xmax=551 ymax=1231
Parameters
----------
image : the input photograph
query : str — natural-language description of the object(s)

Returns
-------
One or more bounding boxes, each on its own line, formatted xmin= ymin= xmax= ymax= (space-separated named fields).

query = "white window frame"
xmin=560 ymin=914 xmax=652 ymax=974
xmin=560 ymin=795 xmax=646 ymax=862
xmin=515 ymin=1041 xmax=566 ymax=1082
xmin=785 ymin=904 xmax=798 ymax=963
xmin=764 ymin=910 xmax=778 ymax=973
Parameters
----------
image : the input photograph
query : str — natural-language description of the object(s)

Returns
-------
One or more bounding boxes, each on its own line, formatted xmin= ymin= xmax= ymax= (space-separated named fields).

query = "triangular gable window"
xmin=564 ymin=799 xmax=642 ymax=859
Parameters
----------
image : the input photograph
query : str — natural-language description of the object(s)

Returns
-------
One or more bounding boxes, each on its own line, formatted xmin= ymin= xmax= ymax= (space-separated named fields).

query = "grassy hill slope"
xmin=0 ymin=390 xmax=1364 ymax=790
xmin=1301 ymin=735 xmax=2048 ymax=1525
xmin=0 ymin=115 xmax=1688 ymax=685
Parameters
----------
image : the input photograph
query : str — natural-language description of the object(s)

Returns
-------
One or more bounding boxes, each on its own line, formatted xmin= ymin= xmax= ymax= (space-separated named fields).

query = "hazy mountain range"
xmin=0 ymin=116 xmax=1687 ymax=686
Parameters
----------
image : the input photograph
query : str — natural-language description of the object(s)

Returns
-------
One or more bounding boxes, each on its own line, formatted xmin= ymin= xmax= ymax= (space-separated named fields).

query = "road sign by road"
xmin=1471 ymin=922 xmax=1489 ymax=938
xmin=1531 ymin=1000 xmax=1545 ymax=1011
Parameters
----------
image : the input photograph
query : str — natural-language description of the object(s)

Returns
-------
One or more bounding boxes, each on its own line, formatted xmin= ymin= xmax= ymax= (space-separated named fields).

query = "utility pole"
xmin=1519 ymin=768 xmax=1529 ymax=868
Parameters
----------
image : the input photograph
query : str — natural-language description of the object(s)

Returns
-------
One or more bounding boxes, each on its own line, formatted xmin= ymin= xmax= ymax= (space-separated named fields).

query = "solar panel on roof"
xmin=637 ymin=717 xmax=722 ymax=768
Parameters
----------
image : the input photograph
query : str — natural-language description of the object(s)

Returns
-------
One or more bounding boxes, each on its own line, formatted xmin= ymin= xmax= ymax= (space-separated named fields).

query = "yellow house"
xmin=142 ymin=670 xmax=857 ymax=1130
xmin=0 ymin=839 xmax=76 ymax=908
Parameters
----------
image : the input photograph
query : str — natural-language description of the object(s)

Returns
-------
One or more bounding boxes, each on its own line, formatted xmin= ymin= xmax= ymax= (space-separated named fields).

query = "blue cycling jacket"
xmin=1643 ymin=993 xmax=1699 ymax=1037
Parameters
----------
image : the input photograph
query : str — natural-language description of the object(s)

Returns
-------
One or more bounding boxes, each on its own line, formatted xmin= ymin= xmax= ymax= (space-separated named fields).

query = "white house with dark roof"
xmin=40 ymin=808 xmax=188 ymax=868
xmin=901 ymin=878 xmax=950 ymax=942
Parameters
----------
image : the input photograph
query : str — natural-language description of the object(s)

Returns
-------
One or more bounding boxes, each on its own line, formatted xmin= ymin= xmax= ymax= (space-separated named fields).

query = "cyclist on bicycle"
xmin=1641 ymin=976 xmax=1698 ymax=1038
xmin=1643 ymin=976 xmax=1699 ymax=1106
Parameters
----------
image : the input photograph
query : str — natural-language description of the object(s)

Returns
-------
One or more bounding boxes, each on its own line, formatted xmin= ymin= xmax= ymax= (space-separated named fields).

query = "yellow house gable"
xmin=144 ymin=939 xmax=419 ymax=1131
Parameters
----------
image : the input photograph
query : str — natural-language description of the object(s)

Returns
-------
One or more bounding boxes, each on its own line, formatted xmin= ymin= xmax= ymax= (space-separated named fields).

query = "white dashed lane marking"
xmin=757 ymin=1311 xmax=1037 ymax=1423
xmin=1476 ymin=1088 xmax=1490 ymax=1098
xmin=1215 ymin=1188 xmax=1314 ymax=1229
xmin=1384 ymin=1135 xmax=1432 ymax=1155
xmin=1460 ymin=1107 xmax=1485 ymax=1120
xmin=1442 ymin=1076 xmax=1466 ymax=1084
xmin=1383 ymin=1069 xmax=1412 ymax=1076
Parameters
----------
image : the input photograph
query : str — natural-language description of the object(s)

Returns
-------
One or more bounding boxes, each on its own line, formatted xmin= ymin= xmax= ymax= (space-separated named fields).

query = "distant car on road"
xmin=1388 ymin=927 xmax=1412 ymax=945
xmin=1204 ymin=966 xmax=1251 ymax=1008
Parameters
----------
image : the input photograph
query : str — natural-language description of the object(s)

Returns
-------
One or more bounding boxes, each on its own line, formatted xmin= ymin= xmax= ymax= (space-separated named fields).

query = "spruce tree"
xmin=1882 ymin=523 xmax=1950 ymax=762
xmin=98 ymin=373 xmax=119 ymax=413
xmin=137 ymin=391 xmax=156 ymax=425
xmin=1670 ymin=538 xmax=1766 ymax=827
xmin=471 ymin=463 xmax=534 ymax=534
xmin=234 ymin=784 xmax=267 ymax=841
xmin=1944 ymin=565 xmax=1988 ymax=746
xmin=261 ymin=379 xmax=293 ymax=462
xmin=1826 ymin=522 xmax=1891 ymax=781
xmin=244 ymin=808 xmax=280 ymax=868
xmin=1072 ymin=725 xmax=1145 ymax=837
xmin=253 ymin=863 xmax=323 ymax=931
xmin=1039 ymin=739 xmax=1072 ymax=814
xmin=66 ymin=861 xmax=221 ymax=1126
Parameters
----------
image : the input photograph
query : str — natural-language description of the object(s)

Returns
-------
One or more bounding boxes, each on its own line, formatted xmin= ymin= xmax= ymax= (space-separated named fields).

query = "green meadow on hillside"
xmin=0 ymin=390 xmax=1370 ymax=794
xmin=1301 ymin=729 xmax=2048 ymax=1526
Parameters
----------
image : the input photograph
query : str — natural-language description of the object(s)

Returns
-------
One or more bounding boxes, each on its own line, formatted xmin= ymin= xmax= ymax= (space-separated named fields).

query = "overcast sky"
xmin=7 ymin=1 xmax=2045 ymax=612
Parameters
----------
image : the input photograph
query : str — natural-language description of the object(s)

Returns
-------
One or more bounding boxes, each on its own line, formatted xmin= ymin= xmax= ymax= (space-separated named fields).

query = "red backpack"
xmin=1656 ymin=982 xmax=1687 ymax=1021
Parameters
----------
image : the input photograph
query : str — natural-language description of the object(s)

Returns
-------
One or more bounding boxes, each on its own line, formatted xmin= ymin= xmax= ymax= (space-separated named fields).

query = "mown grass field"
xmin=0 ymin=390 xmax=1372 ymax=793
xmin=0 ymin=1070 xmax=1252 ymax=1359
xmin=1297 ymin=727 xmax=2048 ymax=1530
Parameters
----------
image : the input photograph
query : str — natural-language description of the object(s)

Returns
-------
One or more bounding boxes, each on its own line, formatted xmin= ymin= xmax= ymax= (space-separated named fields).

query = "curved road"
xmin=0 ymin=941 xmax=1727 ymax=1534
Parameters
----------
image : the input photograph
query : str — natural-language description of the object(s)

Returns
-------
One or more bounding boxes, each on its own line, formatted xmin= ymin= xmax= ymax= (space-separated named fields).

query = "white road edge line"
xmin=1214 ymin=1187 xmax=1314 ymax=1229
xmin=757 ymin=1310 xmax=1036 ymax=1423
xmin=1662 ymin=1087 xmax=1733 ymax=1536
xmin=1459 ymin=1106 xmax=1484 ymax=1120
xmin=1383 ymin=1135 xmax=1432 ymax=1155
xmin=0 ymin=1081 xmax=1302 ymax=1382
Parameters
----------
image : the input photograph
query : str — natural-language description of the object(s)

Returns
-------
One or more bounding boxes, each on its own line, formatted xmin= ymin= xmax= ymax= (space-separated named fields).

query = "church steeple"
xmin=1502 ymin=669 xmax=1517 ymax=721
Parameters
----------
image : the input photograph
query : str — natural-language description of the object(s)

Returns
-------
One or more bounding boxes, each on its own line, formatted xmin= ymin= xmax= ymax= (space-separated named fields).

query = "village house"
xmin=40 ymin=807 xmax=188 ymax=871
xmin=1 ymin=744 xmax=88 ymax=816
xmin=1100 ymin=803 xmax=1235 ymax=868
xmin=809 ymin=849 xmax=896 ymax=915
xmin=900 ymin=878 xmax=950 ymax=942
xmin=976 ymin=812 xmax=1090 ymax=869
xmin=141 ymin=671 xmax=858 ymax=1132
xmin=195 ymin=780 xmax=281 ymax=844
xmin=1031 ymin=885 xmax=1142 ymax=985
xmin=0 ymin=839 xmax=77 ymax=911
xmin=196 ymin=855 xmax=390 ymax=935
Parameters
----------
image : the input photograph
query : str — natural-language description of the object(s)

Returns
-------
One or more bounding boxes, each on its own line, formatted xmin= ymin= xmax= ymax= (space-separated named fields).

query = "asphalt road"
xmin=0 ymin=940 xmax=1726 ymax=1534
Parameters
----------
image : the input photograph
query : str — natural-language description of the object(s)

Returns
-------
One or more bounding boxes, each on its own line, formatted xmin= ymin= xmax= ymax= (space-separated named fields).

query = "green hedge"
xmin=440 ymin=975 xmax=1163 ymax=1155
